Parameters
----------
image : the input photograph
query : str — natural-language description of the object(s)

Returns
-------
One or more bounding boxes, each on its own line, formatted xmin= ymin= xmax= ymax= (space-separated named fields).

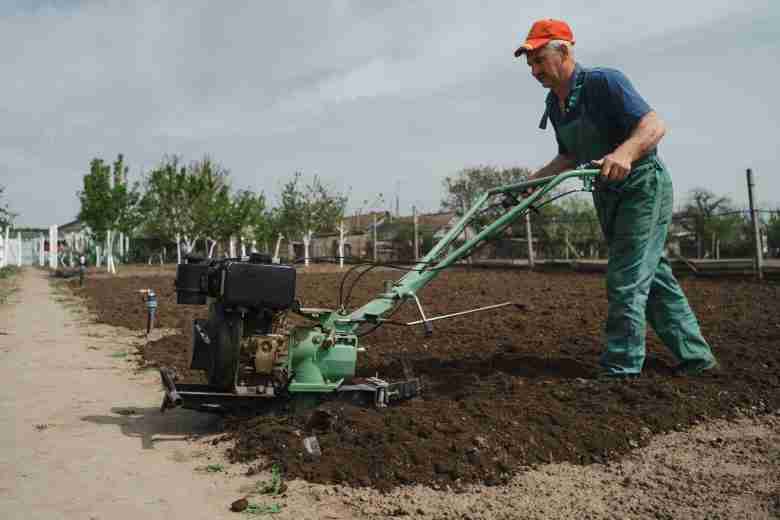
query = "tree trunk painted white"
xmin=5 ymin=234 xmax=11 ymax=266
xmin=111 ymin=232 xmax=117 ymax=273
xmin=6 ymin=227 xmax=12 ymax=267
xmin=181 ymin=236 xmax=195 ymax=257
xmin=125 ymin=235 xmax=130 ymax=260
xmin=118 ymin=231 xmax=124 ymax=260
xmin=176 ymin=234 xmax=182 ymax=264
xmin=338 ymin=221 xmax=345 ymax=269
xmin=229 ymin=236 xmax=236 ymax=258
xmin=208 ymin=240 xmax=217 ymax=258
xmin=16 ymin=232 xmax=22 ymax=267
xmin=39 ymin=235 xmax=45 ymax=266
xmin=106 ymin=230 xmax=117 ymax=274
xmin=49 ymin=225 xmax=58 ymax=269
xmin=3 ymin=226 xmax=11 ymax=267
xmin=0 ymin=228 xmax=5 ymax=268
xmin=273 ymin=234 xmax=283 ymax=264
xmin=3 ymin=226 xmax=11 ymax=268
xmin=251 ymin=240 xmax=257 ymax=254
xmin=303 ymin=231 xmax=312 ymax=267
xmin=241 ymin=237 xmax=246 ymax=258
xmin=111 ymin=231 xmax=115 ymax=272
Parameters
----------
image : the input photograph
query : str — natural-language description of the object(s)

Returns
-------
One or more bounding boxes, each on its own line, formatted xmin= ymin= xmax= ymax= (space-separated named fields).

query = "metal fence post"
xmin=746 ymin=169 xmax=764 ymax=280
xmin=338 ymin=221 xmax=345 ymax=269
xmin=372 ymin=214 xmax=378 ymax=262
xmin=525 ymin=212 xmax=535 ymax=269
xmin=413 ymin=206 xmax=419 ymax=261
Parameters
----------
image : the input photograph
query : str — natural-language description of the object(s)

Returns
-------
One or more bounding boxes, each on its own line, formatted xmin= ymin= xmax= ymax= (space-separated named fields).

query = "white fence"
xmin=0 ymin=226 xmax=63 ymax=268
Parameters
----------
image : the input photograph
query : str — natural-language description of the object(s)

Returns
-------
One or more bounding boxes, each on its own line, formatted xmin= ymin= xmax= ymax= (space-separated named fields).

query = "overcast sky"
xmin=1 ymin=0 xmax=777 ymax=227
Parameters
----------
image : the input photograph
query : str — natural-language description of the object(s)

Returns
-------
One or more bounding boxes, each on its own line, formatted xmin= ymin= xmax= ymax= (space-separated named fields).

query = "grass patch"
xmin=0 ymin=266 xmax=20 ymax=302
xmin=244 ymin=503 xmax=282 ymax=515
xmin=0 ymin=266 xmax=20 ymax=280
xmin=257 ymin=465 xmax=284 ymax=496
xmin=196 ymin=463 xmax=224 ymax=473
xmin=109 ymin=351 xmax=128 ymax=358
xmin=0 ymin=286 xmax=17 ymax=305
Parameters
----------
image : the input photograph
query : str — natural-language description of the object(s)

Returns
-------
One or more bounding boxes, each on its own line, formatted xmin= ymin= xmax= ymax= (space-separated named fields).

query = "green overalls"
xmin=545 ymin=70 xmax=716 ymax=375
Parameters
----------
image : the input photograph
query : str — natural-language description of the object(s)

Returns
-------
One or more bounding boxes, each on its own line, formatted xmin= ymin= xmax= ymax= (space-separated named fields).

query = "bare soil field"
xmin=69 ymin=266 xmax=780 ymax=492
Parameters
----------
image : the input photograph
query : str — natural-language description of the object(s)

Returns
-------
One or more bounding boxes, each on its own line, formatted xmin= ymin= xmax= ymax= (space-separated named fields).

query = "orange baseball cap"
xmin=514 ymin=19 xmax=575 ymax=57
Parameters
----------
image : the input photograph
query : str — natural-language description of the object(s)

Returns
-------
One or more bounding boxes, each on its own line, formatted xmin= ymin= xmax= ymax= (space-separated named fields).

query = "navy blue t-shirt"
xmin=545 ymin=64 xmax=653 ymax=157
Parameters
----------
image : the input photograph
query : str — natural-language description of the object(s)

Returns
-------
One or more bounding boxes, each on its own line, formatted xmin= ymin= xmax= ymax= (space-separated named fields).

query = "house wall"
xmin=309 ymin=233 xmax=371 ymax=261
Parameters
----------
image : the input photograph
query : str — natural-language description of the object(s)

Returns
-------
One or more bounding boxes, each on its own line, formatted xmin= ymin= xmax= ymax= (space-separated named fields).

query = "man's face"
xmin=526 ymin=46 xmax=564 ymax=89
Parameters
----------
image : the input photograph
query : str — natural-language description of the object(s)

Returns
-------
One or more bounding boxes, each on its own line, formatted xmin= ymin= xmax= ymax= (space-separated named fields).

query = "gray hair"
xmin=546 ymin=39 xmax=574 ymax=55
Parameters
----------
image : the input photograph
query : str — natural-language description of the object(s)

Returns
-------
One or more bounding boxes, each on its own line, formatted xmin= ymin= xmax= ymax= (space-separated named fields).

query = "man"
xmin=515 ymin=19 xmax=717 ymax=378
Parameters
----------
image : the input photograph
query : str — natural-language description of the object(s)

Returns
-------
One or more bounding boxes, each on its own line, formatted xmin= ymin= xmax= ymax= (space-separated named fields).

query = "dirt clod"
xmin=229 ymin=497 xmax=248 ymax=512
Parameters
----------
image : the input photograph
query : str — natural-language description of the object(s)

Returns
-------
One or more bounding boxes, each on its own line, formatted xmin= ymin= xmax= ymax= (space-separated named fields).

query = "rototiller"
xmin=160 ymin=168 xmax=600 ymax=413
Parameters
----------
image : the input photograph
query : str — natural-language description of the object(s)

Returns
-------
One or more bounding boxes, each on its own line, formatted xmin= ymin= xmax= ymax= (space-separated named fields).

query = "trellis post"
xmin=746 ymin=169 xmax=763 ymax=280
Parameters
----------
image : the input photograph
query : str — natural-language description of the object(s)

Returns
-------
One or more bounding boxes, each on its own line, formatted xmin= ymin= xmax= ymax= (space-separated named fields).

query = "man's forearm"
xmin=614 ymin=111 xmax=666 ymax=163
xmin=531 ymin=154 xmax=576 ymax=180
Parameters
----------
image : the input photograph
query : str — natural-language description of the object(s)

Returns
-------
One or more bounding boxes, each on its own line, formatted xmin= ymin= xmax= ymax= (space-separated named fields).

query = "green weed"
xmin=257 ymin=464 xmax=283 ymax=496
xmin=244 ymin=503 xmax=282 ymax=515
xmin=0 ymin=266 xmax=19 ymax=304
xmin=0 ymin=266 xmax=20 ymax=279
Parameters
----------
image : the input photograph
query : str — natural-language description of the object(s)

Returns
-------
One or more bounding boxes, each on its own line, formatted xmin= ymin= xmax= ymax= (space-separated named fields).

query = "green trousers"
xmin=593 ymin=160 xmax=716 ymax=374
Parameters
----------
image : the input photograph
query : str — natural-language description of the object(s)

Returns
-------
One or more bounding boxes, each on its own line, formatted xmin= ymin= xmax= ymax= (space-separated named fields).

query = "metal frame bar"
xmin=346 ymin=168 xmax=599 ymax=325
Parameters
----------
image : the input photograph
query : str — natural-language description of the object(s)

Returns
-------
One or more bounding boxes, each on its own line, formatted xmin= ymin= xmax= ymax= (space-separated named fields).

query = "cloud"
xmin=0 ymin=0 xmax=777 ymax=226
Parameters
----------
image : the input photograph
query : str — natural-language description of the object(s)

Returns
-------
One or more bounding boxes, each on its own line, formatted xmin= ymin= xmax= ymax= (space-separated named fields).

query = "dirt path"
xmin=0 ymin=269 xmax=353 ymax=519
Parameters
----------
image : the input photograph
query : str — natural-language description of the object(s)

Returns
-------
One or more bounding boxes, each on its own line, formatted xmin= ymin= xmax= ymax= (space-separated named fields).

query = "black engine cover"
xmin=174 ymin=263 xmax=208 ymax=305
xmin=217 ymin=262 xmax=296 ymax=310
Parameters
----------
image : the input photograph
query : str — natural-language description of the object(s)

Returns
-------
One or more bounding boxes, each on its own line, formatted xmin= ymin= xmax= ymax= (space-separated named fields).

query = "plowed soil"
xmin=70 ymin=267 xmax=780 ymax=491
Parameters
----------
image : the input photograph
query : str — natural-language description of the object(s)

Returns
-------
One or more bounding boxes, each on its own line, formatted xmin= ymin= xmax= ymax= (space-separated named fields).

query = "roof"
xmin=341 ymin=211 xmax=390 ymax=233
xmin=59 ymin=219 xmax=86 ymax=233
xmin=391 ymin=211 xmax=456 ymax=231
